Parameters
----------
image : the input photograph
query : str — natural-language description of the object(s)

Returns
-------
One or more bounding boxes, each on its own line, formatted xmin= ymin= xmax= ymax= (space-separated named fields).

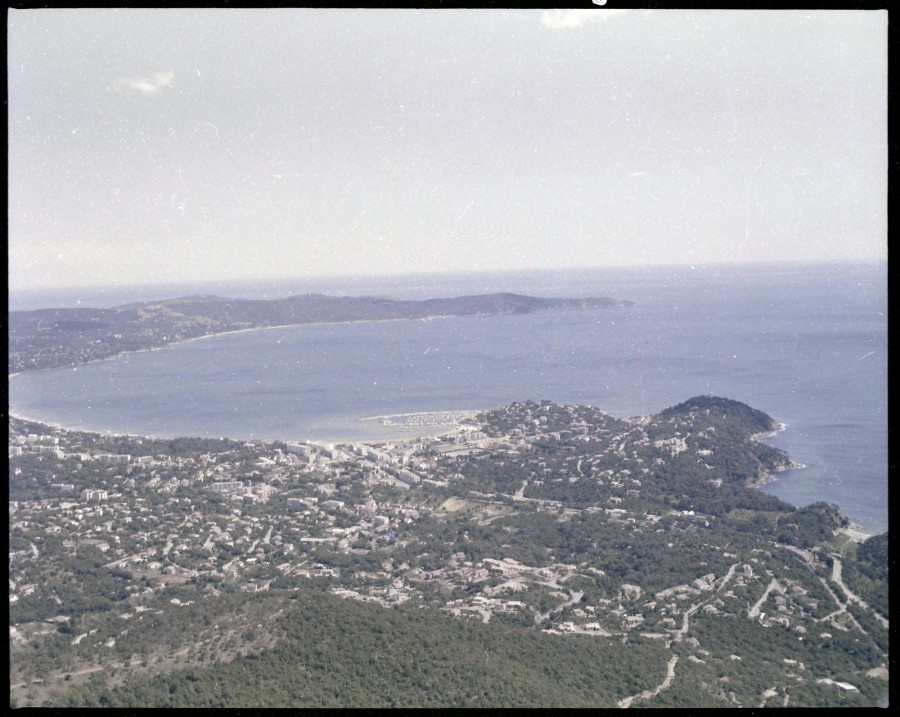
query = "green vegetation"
xmin=9 ymin=292 xmax=631 ymax=373
xmin=9 ymin=397 xmax=888 ymax=708
xmin=841 ymin=532 xmax=889 ymax=618
xmin=50 ymin=588 xmax=668 ymax=708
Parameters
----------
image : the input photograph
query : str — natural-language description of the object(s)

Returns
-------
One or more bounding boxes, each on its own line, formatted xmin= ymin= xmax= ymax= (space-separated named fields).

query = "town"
xmin=9 ymin=397 xmax=889 ymax=707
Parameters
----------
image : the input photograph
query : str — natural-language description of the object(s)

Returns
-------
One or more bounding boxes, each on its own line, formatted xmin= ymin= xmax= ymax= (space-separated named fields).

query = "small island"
xmin=8 ymin=292 xmax=632 ymax=374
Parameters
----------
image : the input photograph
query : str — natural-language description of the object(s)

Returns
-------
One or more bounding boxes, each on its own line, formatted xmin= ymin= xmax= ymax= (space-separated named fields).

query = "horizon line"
xmin=9 ymin=257 xmax=887 ymax=298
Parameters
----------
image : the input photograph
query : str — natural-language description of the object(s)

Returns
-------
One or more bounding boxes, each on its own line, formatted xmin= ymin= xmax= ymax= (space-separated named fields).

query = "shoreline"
xmin=747 ymin=460 xmax=808 ymax=489
xmin=9 ymin=309 xmax=573 ymax=381
xmin=358 ymin=408 xmax=482 ymax=421
xmin=838 ymin=524 xmax=873 ymax=543
xmin=749 ymin=421 xmax=808 ymax=488
xmin=9 ymin=297 xmax=634 ymax=381
xmin=8 ymin=406 xmax=883 ymax=536
xmin=7 ymin=404 xmax=481 ymax=446
xmin=8 ymin=409 xmax=163 ymax=441
xmin=9 ymin=317 xmax=445 ymax=382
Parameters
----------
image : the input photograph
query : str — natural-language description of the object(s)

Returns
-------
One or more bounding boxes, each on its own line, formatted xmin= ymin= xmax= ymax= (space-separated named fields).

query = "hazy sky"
xmin=8 ymin=8 xmax=887 ymax=292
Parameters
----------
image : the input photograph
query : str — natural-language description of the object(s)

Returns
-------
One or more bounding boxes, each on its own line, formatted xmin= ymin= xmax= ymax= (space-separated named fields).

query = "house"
xmin=620 ymin=584 xmax=642 ymax=598
xmin=816 ymin=678 xmax=858 ymax=692
xmin=288 ymin=496 xmax=317 ymax=509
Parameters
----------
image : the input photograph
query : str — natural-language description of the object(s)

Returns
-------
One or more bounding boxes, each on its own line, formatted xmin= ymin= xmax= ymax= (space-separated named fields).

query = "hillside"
xmin=8 ymin=292 xmax=632 ymax=373
xmin=9 ymin=396 xmax=888 ymax=707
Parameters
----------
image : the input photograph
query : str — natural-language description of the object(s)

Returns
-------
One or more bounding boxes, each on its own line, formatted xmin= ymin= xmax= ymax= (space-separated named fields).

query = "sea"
xmin=9 ymin=261 xmax=888 ymax=535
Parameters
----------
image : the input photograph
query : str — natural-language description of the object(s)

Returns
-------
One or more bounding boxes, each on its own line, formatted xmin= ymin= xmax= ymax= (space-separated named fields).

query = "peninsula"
xmin=8 ymin=292 xmax=632 ymax=374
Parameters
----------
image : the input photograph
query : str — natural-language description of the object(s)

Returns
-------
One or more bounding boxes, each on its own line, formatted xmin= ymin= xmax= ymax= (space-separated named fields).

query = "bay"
xmin=9 ymin=261 xmax=887 ymax=534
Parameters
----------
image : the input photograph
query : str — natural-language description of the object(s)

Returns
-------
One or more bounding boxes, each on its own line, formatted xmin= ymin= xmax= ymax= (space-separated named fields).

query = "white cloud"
xmin=115 ymin=70 xmax=175 ymax=96
xmin=540 ymin=9 xmax=628 ymax=29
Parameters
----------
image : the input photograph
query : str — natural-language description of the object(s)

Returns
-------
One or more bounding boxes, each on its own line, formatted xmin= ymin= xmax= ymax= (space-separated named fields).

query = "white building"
xmin=211 ymin=481 xmax=244 ymax=493
xmin=97 ymin=454 xmax=131 ymax=465
xmin=285 ymin=443 xmax=312 ymax=457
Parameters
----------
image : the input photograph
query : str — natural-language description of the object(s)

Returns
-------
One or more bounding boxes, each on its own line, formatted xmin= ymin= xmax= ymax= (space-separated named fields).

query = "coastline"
xmin=747 ymin=461 xmax=807 ymax=489
xmin=8 ymin=405 xmax=482 ymax=446
xmin=9 ymin=296 xmax=631 ymax=380
xmin=8 ymin=408 xmax=161 ymax=441
xmin=9 ymin=313 xmax=483 ymax=387
xmin=8 ymin=340 xmax=882 ymax=536
xmin=8 ymin=317 xmax=468 ymax=440
xmin=9 ymin=409 xmax=75 ymax=435
xmin=358 ymin=408 xmax=482 ymax=421
xmin=838 ymin=523 xmax=873 ymax=543
xmin=353 ymin=410 xmax=486 ymax=444
xmin=748 ymin=421 xmax=807 ymax=488
xmin=9 ymin=403 xmax=881 ymax=537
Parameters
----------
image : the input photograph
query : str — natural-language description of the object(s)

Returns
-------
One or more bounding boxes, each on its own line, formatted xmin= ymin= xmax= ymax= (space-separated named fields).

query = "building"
xmin=211 ymin=481 xmax=244 ymax=493
xmin=285 ymin=443 xmax=312 ymax=457
xmin=287 ymin=497 xmax=318 ymax=509
xmin=97 ymin=454 xmax=131 ymax=465
xmin=31 ymin=445 xmax=64 ymax=458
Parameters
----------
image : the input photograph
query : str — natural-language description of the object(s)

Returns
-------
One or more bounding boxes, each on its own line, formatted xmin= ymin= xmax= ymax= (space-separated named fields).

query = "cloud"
xmin=115 ymin=70 xmax=175 ymax=96
xmin=540 ymin=9 xmax=628 ymax=29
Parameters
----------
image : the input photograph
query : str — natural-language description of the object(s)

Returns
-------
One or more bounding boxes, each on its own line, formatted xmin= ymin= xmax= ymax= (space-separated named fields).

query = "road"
xmin=716 ymin=562 xmax=739 ymax=594
xmin=618 ymin=655 xmax=679 ymax=708
xmin=830 ymin=557 xmax=889 ymax=630
xmin=748 ymin=578 xmax=783 ymax=620
xmin=537 ymin=589 xmax=584 ymax=624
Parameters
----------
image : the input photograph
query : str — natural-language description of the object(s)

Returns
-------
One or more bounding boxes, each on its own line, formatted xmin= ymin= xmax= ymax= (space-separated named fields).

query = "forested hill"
xmin=8 ymin=292 xmax=632 ymax=373
xmin=659 ymin=395 xmax=781 ymax=435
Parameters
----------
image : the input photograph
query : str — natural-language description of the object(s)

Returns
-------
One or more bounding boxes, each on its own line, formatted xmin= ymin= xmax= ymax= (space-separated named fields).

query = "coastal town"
xmin=9 ymin=396 xmax=889 ymax=707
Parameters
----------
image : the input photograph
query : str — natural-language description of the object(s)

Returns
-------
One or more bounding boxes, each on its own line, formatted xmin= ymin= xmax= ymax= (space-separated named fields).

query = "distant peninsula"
xmin=8 ymin=292 xmax=632 ymax=374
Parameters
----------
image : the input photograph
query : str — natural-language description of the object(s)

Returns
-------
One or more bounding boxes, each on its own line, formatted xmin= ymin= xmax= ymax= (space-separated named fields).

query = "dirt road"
xmin=618 ymin=655 xmax=679 ymax=708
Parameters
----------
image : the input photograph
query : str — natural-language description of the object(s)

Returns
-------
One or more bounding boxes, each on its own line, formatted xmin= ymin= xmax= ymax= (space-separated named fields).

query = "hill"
xmin=8 ymin=292 xmax=632 ymax=373
xmin=9 ymin=396 xmax=888 ymax=708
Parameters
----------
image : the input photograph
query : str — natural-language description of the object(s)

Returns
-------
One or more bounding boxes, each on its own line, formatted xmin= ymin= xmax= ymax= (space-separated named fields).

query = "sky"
xmin=7 ymin=8 xmax=888 ymax=292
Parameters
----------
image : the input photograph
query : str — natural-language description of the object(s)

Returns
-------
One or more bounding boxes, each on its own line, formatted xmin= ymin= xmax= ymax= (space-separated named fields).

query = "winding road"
xmin=618 ymin=656 xmax=679 ymax=708
xmin=830 ymin=557 xmax=889 ymax=630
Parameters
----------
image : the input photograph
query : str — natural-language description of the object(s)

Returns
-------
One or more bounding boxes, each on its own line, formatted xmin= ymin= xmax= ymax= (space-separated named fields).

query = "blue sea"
xmin=9 ymin=262 xmax=888 ymax=535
